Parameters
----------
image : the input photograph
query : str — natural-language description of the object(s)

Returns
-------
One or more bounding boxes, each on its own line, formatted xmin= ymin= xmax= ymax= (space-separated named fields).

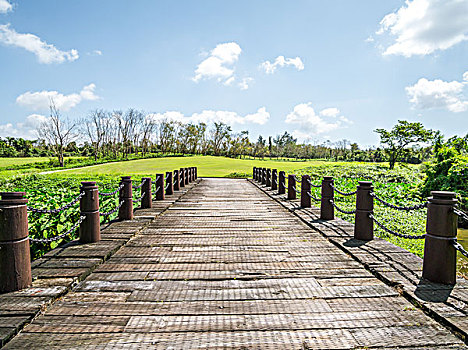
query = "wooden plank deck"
xmin=3 ymin=178 xmax=467 ymax=349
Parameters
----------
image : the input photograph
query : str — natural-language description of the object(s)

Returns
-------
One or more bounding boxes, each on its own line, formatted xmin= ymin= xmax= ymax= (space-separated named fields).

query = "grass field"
xmin=60 ymin=155 xmax=385 ymax=177
xmin=0 ymin=157 xmax=52 ymax=167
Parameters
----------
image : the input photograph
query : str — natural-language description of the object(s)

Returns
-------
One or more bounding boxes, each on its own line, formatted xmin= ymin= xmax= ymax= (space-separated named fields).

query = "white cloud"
xmin=0 ymin=23 xmax=79 ymax=63
xmin=0 ymin=0 xmax=12 ymax=14
xmin=147 ymin=107 xmax=270 ymax=126
xmin=376 ymin=0 xmax=468 ymax=57
xmin=238 ymin=77 xmax=254 ymax=90
xmin=16 ymin=83 xmax=100 ymax=111
xmin=406 ymin=74 xmax=468 ymax=112
xmin=463 ymin=71 xmax=468 ymax=81
xmin=243 ymin=107 xmax=270 ymax=124
xmin=260 ymin=56 xmax=304 ymax=74
xmin=285 ymin=103 xmax=351 ymax=138
xmin=0 ymin=114 xmax=49 ymax=139
xmin=193 ymin=42 xmax=241 ymax=84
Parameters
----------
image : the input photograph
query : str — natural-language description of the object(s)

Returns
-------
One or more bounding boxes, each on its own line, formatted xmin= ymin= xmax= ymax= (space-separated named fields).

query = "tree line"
xmin=1 ymin=104 xmax=441 ymax=169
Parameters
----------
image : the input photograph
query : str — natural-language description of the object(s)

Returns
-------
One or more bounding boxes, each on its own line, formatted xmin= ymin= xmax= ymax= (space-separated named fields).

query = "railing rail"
xmin=251 ymin=166 xmax=466 ymax=286
xmin=0 ymin=166 xmax=198 ymax=293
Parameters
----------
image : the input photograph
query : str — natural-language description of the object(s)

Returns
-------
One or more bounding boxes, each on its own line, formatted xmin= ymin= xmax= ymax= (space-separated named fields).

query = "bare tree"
xmin=38 ymin=101 xmax=76 ymax=167
xmin=140 ymin=115 xmax=156 ymax=155
xmin=82 ymin=109 xmax=106 ymax=161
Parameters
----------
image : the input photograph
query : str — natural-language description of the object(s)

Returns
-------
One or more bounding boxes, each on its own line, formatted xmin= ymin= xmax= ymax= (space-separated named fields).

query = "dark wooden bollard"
xmin=272 ymin=169 xmax=278 ymax=191
xmin=266 ymin=169 xmax=272 ymax=187
xmin=423 ymin=191 xmax=458 ymax=284
xmin=253 ymin=167 xmax=257 ymax=181
xmin=278 ymin=171 xmax=286 ymax=195
xmin=354 ymin=181 xmax=373 ymax=240
xmin=287 ymin=175 xmax=296 ymax=200
xmin=141 ymin=177 xmax=152 ymax=209
xmin=188 ymin=168 xmax=192 ymax=183
xmin=179 ymin=168 xmax=185 ymax=188
xmin=166 ymin=172 xmax=174 ymax=195
xmin=119 ymin=176 xmax=133 ymax=220
xmin=173 ymin=170 xmax=180 ymax=191
xmin=301 ymin=175 xmax=311 ymax=208
xmin=194 ymin=167 xmax=198 ymax=179
xmin=262 ymin=168 xmax=266 ymax=185
xmin=320 ymin=176 xmax=334 ymax=220
xmin=0 ymin=192 xmax=31 ymax=293
xmin=80 ymin=181 xmax=100 ymax=243
xmin=184 ymin=167 xmax=189 ymax=185
xmin=155 ymin=173 xmax=165 ymax=200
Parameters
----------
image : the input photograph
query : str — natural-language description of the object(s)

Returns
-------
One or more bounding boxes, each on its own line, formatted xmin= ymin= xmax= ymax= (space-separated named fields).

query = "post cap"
xmin=323 ymin=176 xmax=333 ymax=181
xmin=121 ymin=176 xmax=132 ymax=181
xmin=358 ymin=181 xmax=372 ymax=186
xmin=428 ymin=191 xmax=458 ymax=205
xmin=0 ymin=192 xmax=28 ymax=205
xmin=81 ymin=181 xmax=96 ymax=187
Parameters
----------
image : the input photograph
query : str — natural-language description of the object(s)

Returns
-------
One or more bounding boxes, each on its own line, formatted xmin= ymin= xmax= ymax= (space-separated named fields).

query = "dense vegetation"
xmin=0 ymin=174 xmax=151 ymax=259
xmin=295 ymin=163 xmax=427 ymax=257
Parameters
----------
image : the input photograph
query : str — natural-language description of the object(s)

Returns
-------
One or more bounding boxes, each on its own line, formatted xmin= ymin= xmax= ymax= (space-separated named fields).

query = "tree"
xmin=374 ymin=120 xmax=434 ymax=170
xmin=83 ymin=109 xmax=106 ymax=161
xmin=38 ymin=102 xmax=76 ymax=167
xmin=210 ymin=122 xmax=231 ymax=156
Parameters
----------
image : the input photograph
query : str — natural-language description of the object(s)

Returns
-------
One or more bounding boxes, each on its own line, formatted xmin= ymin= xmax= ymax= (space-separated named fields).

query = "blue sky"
xmin=0 ymin=0 xmax=467 ymax=146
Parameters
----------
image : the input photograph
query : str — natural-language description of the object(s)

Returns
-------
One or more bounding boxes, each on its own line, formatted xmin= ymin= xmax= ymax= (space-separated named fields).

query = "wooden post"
xmin=155 ymin=173 xmax=165 ymax=200
xmin=278 ymin=171 xmax=286 ymax=195
xmin=119 ymin=176 xmax=133 ymax=220
xmin=166 ymin=172 xmax=174 ymax=195
xmin=253 ymin=167 xmax=257 ymax=181
xmin=173 ymin=170 xmax=180 ymax=191
xmin=188 ymin=168 xmax=192 ymax=183
xmin=261 ymin=168 xmax=266 ymax=185
xmin=423 ymin=191 xmax=458 ymax=285
xmin=320 ymin=176 xmax=334 ymax=220
xmin=301 ymin=175 xmax=311 ymax=208
xmin=141 ymin=177 xmax=152 ymax=208
xmin=354 ymin=181 xmax=373 ymax=240
xmin=287 ymin=175 xmax=296 ymax=200
xmin=0 ymin=192 xmax=31 ymax=293
xmin=179 ymin=168 xmax=185 ymax=188
xmin=79 ymin=181 xmax=100 ymax=243
xmin=194 ymin=167 xmax=198 ymax=179
xmin=266 ymin=169 xmax=272 ymax=187
xmin=272 ymin=169 xmax=278 ymax=191
xmin=184 ymin=167 xmax=189 ymax=185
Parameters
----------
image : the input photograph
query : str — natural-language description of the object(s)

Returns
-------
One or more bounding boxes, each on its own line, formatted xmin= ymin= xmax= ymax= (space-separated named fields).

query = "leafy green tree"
xmin=374 ymin=120 xmax=434 ymax=170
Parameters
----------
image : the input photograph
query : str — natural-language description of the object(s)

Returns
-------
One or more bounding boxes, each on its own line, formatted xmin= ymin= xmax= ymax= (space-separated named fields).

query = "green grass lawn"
xmin=62 ymin=155 xmax=376 ymax=177
xmin=0 ymin=157 xmax=52 ymax=167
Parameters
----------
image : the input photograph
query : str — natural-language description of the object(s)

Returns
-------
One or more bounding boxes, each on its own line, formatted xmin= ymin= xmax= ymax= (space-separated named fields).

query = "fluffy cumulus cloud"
xmin=285 ymin=103 xmax=351 ymax=140
xmin=0 ymin=114 xmax=48 ymax=139
xmin=16 ymin=83 xmax=100 ymax=111
xmin=0 ymin=23 xmax=79 ymax=63
xmin=376 ymin=0 xmax=468 ymax=57
xmin=193 ymin=42 xmax=242 ymax=84
xmin=147 ymin=107 xmax=270 ymax=126
xmin=406 ymin=72 xmax=468 ymax=112
xmin=260 ymin=56 xmax=304 ymax=74
xmin=0 ymin=0 xmax=12 ymax=14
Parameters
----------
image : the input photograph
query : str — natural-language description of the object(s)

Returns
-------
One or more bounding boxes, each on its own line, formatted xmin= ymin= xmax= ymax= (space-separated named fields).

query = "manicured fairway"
xmin=61 ymin=155 xmax=349 ymax=177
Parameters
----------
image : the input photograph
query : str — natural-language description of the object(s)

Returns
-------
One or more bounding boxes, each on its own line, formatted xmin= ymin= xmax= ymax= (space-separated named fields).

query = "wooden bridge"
xmin=1 ymin=177 xmax=468 ymax=349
